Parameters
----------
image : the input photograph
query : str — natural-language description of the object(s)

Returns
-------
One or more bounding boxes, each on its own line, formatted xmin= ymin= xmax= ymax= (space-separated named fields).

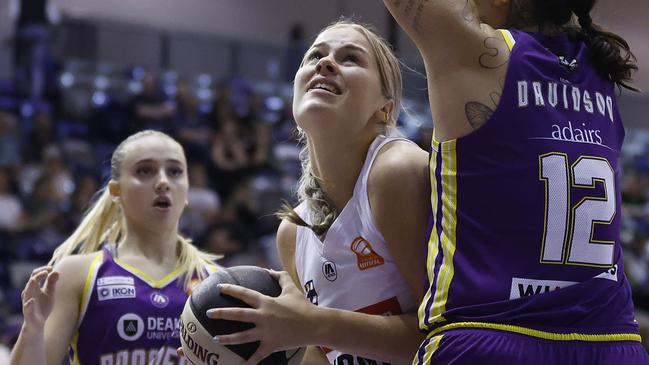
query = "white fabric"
xmin=294 ymin=135 xmax=417 ymax=365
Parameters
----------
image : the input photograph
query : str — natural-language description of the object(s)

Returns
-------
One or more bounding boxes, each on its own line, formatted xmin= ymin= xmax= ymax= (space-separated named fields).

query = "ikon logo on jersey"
xmin=98 ymin=285 xmax=136 ymax=301
xmin=350 ymin=237 xmax=384 ymax=270
xmin=322 ymin=261 xmax=337 ymax=281
xmin=150 ymin=292 xmax=169 ymax=308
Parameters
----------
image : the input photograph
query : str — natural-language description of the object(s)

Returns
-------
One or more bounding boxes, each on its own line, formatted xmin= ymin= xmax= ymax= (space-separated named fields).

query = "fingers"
xmin=176 ymin=347 xmax=184 ymax=357
xmin=44 ymin=271 xmax=59 ymax=296
xmin=206 ymin=307 xmax=259 ymax=322
xmin=217 ymin=284 xmax=263 ymax=308
xmin=214 ymin=328 xmax=259 ymax=346
xmin=22 ymin=269 xmax=50 ymax=302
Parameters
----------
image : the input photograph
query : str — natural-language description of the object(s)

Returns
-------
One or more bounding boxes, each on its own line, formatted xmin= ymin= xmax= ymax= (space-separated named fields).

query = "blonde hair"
xmin=49 ymin=130 xmax=219 ymax=289
xmin=278 ymin=19 xmax=403 ymax=236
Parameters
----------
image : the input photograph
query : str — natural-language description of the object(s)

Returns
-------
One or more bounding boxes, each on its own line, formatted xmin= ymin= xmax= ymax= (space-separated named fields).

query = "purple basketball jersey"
xmin=419 ymin=29 xmax=641 ymax=343
xmin=71 ymin=246 xmax=213 ymax=365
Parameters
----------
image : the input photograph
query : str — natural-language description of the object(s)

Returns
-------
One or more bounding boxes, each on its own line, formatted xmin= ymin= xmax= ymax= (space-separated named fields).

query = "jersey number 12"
xmin=539 ymin=153 xmax=615 ymax=267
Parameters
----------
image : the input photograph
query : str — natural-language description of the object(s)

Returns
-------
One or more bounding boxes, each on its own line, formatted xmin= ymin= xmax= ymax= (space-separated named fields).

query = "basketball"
xmin=179 ymin=266 xmax=305 ymax=365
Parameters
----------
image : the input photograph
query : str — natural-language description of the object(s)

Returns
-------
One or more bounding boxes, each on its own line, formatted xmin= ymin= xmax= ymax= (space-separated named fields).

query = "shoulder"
xmin=276 ymin=219 xmax=301 ymax=285
xmin=370 ymin=139 xmax=429 ymax=188
xmin=52 ymin=252 xmax=103 ymax=295
xmin=54 ymin=252 xmax=102 ymax=274
xmin=276 ymin=219 xmax=298 ymax=254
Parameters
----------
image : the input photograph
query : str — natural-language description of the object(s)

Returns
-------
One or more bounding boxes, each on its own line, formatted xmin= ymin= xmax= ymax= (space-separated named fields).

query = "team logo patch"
xmin=351 ymin=237 xmax=385 ymax=270
xmin=117 ymin=313 xmax=144 ymax=341
xmin=304 ymin=280 xmax=318 ymax=305
xmin=322 ymin=261 xmax=337 ymax=281
xmin=97 ymin=284 xmax=136 ymax=301
xmin=150 ymin=292 xmax=170 ymax=308
xmin=558 ymin=55 xmax=578 ymax=71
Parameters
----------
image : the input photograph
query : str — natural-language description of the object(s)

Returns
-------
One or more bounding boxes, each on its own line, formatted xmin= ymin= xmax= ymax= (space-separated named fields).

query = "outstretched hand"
xmin=206 ymin=270 xmax=316 ymax=365
xmin=21 ymin=266 xmax=59 ymax=330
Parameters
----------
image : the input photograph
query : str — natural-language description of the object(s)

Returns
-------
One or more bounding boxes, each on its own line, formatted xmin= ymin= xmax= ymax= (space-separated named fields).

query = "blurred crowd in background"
xmin=0 ymin=0 xmax=648 ymax=358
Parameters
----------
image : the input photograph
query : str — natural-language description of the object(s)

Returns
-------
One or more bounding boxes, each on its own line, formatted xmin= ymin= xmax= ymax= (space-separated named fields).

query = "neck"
xmin=119 ymin=224 xmax=179 ymax=266
xmin=308 ymin=133 xmax=378 ymax=212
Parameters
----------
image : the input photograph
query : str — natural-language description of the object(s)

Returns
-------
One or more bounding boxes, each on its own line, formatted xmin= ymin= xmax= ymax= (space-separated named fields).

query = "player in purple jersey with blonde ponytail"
xmin=384 ymin=0 xmax=649 ymax=364
xmin=10 ymin=130 xmax=220 ymax=365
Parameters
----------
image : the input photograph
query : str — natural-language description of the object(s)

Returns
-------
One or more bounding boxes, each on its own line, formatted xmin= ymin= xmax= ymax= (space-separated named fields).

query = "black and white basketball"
xmin=180 ymin=266 xmax=305 ymax=365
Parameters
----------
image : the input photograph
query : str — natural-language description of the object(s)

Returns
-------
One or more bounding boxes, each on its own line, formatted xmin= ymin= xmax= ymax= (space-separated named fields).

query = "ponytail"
xmin=571 ymin=0 xmax=638 ymax=91
xmin=49 ymin=188 xmax=123 ymax=265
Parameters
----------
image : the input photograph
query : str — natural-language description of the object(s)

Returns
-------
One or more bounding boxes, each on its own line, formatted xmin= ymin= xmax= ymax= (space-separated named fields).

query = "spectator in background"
xmin=0 ymin=112 xmax=22 ymax=171
xmin=210 ymin=116 xmax=249 ymax=198
xmin=180 ymin=162 xmax=221 ymax=239
xmin=208 ymin=80 xmax=237 ymax=132
xmin=0 ymin=168 xmax=25 ymax=235
xmin=284 ymin=23 xmax=307 ymax=83
xmin=9 ymin=0 xmax=60 ymax=101
xmin=64 ymin=173 xmax=98 ymax=230
xmin=175 ymin=81 xmax=212 ymax=162
xmin=127 ymin=70 xmax=176 ymax=134
xmin=22 ymin=107 xmax=56 ymax=164
xmin=240 ymin=92 xmax=272 ymax=171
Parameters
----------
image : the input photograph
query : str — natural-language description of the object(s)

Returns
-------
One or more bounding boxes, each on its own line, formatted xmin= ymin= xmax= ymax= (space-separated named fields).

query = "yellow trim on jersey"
xmin=419 ymin=139 xmax=441 ymax=328
xmin=431 ymin=140 xmax=458 ymax=322
xmin=419 ymin=138 xmax=458 ymax=328
xmin=113 ymin=258 xmax=182 ymax=288
xmin=426 ymin=321 xmax=642 ymax=342
xmin=79 ymin=252 xmax=103 ymax=314
xmin=70 ymin=331 xmax=82 ymax=365
xmin=416 ymin=334 xmax=443 ymax=365
xmin=498 ymin=29 xmax=516 ymax=51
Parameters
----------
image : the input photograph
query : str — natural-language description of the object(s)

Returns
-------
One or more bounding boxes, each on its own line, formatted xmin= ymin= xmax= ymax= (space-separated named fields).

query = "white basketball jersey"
xmin=295 ymin=135 xmax=417 ymax=365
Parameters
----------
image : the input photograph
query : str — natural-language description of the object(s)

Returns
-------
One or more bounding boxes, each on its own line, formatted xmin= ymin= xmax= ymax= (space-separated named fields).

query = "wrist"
xmin=20 ymin=322 xmax=45 ymax=340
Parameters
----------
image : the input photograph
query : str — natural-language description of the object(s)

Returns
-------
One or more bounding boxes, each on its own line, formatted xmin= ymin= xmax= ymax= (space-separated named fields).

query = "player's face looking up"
xmin=109 ymin=134 xmax=189 ymax=230
xmin=292 ymin=25 xmax=393 ymax=141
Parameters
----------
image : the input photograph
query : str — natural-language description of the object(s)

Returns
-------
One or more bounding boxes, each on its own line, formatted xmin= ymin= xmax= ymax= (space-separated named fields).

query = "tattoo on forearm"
xmin=479 ymin=37 xmax=508 ymax=69
xmin=392 ymin=0 xmax=428 ymax=34
xmin=465 ymin=102 xmax=494 ymax=130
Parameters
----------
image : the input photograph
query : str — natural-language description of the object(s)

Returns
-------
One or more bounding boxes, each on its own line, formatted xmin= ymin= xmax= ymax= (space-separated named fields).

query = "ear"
xmin=380 ymin=99 xmax=395 ymax=123
xmin=108 ymin=181 xmax=120 ymax=199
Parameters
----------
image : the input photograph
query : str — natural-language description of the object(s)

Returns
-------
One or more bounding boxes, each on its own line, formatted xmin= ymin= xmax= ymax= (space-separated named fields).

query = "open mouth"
xmin=308 ymin=80 xmax=341 ymax=95
xmin=153 ymin=196 xmax=172 ymax=209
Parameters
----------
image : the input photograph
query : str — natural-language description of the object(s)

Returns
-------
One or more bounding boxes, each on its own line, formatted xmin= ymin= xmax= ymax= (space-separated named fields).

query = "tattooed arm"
xmin=383 ymin=0 xmax=511 ymax=138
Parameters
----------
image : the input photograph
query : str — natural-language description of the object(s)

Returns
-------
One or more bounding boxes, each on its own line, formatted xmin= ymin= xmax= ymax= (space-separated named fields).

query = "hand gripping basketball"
xmin=179 ymin=266 xmax=308 ymax=365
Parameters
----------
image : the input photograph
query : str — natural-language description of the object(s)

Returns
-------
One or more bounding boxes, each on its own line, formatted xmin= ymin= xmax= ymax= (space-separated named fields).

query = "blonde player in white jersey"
xmin=202 ymin=19 xmax=430 ymax=365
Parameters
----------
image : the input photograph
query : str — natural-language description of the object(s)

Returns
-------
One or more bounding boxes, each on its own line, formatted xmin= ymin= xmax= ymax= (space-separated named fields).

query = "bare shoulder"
xmin=370 ymin=139 xmax=428 ymax=186
xmin=276 ymin=219 xmax=300 ymax=286
xmin=276 ymin=219 xmax=297 ymax=253
xmin=53 ymin=252 xmax=102 ymax=290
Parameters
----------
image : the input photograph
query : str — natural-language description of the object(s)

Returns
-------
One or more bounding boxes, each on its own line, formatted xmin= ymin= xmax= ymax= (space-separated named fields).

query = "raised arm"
xmin=383 ymin=0 xmax=511 ymax=140
xmin=10 ymin=255 xmax=92 ymax=365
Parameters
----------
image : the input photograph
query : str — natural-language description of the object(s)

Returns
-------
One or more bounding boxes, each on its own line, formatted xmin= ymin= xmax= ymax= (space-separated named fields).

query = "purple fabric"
xmin=73 ymin=246 xmax=190 ymax=365
xmin=421 ymin=29 xmax=638 ymax=335
xmin=416 ymin=329 xmax=649 ymax=365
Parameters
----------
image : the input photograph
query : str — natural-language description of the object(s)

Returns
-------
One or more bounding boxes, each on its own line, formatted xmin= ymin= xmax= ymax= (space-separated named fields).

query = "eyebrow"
xmin=310 ymin=42 xmax=369 ymax=54
xmin=134 ymin=158 xmax=184 ymax=165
